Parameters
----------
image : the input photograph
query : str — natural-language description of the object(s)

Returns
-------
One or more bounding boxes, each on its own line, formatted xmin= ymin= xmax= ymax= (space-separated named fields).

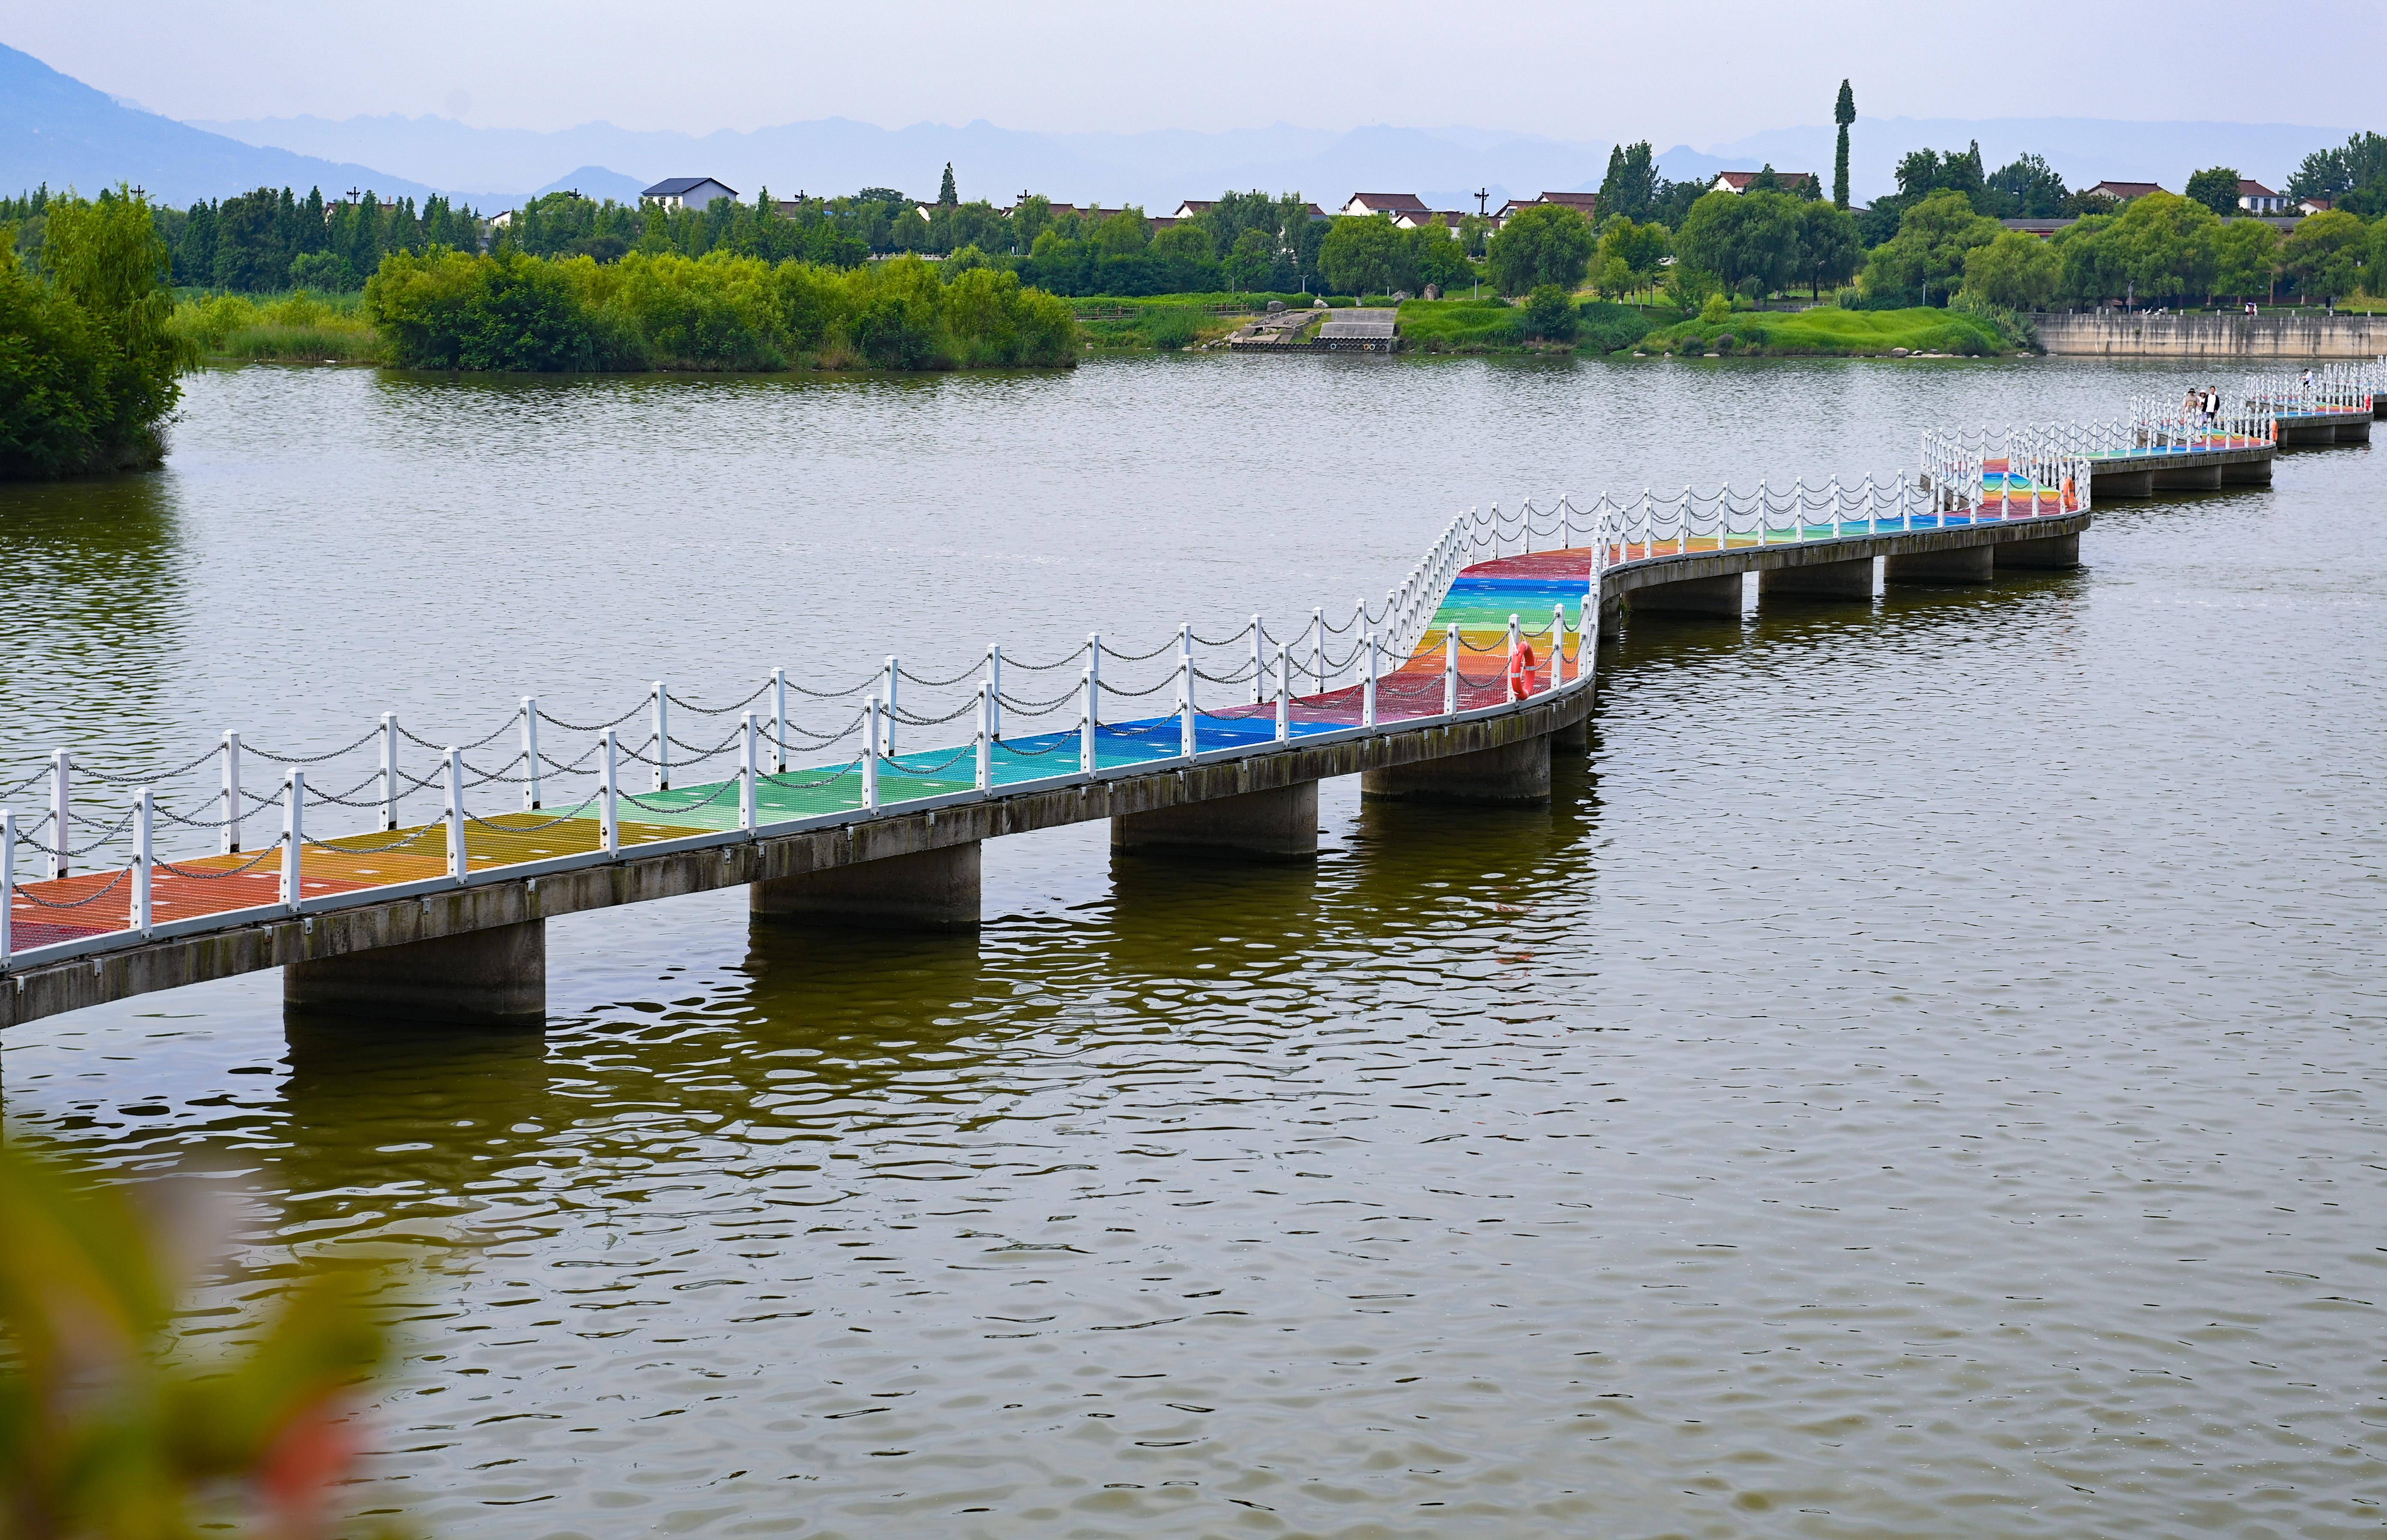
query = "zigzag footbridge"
xmin=3 ymin=365 xmax=2377 ymax=1031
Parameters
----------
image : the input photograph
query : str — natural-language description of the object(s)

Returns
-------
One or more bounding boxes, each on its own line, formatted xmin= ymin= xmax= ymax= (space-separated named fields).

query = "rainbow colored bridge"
xmin=3 ymin=469 xmax=2091 ymax=1029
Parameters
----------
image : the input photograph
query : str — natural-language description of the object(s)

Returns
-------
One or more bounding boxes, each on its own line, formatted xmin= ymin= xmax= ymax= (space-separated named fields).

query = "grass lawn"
xmin=1644 ymin=305 xmax=2018 ymax=357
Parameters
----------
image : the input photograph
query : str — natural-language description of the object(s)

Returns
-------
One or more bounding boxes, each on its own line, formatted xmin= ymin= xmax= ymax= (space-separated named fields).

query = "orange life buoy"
xmin=1508 ymin=642 xmax=1537 ymax=701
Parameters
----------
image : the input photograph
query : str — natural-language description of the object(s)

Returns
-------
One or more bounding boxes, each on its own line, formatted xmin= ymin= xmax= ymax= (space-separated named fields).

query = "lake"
xmin=2 ymin=354 xmax=2381 ymax=1538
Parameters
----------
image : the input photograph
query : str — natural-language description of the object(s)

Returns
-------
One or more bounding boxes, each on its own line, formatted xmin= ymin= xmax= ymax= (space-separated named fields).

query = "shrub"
xmin=1575 ymin=299 xmax=1650 ymax=352
xmin=1521 ymin=284 xmax=1579 ymax=340
xmin=1143 ymin=306 xmax=1203 ymax=350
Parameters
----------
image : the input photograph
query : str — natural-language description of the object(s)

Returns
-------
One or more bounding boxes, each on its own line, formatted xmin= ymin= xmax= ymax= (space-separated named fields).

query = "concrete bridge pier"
xmin=2223 ymin=458 xmax=2273 ymax=486
xmin=2094 ymin=468 xmax=2156 ymax=498
xmin=1630 ymin=572 xmax=1744 ymax=617
xmin=1994 ymin=532 xmax=2080 ymax=571
xmin=1597 ymin=593 xmax=1626 ymax=641
xmin=1885 ymin=544 xmax=1994 ymax=585
xmin=1112 ymin=780 xmax=1319 ymax=859
xmin=1760 ymin=554 xmax=1875 ymax=600
xmin=1362 ymin=734 xmax=1551 ymax=803
xmin=2154 ymin=463 xmax=2224 ymax=491
xmin=285 ymin=920 xmax=546 ymax=1027
xmin=751 ymin=843 xmax=982 ymax=928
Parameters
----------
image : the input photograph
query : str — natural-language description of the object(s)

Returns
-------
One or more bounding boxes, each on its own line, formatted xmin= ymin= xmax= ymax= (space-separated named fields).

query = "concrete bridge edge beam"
xmin=284 ymin=918 xmax=545 ymax=1028
xmin=1112 ymin=779 xmax=1319 ymax=860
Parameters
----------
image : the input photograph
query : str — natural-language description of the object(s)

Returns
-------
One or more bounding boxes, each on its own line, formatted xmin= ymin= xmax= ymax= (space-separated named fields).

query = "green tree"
xmin=2286 ymin=130 xmax=2387 ymax=216
xmin=1484 ymin=202 xmax=1595 ymax=295
xmin=1833 ymin=81 xmax=1855 ymax=209
xmin=1224 ymin=227 xmax=1272 ymax=293
xmin=1794 ymin=201 xmax=1863 ymax=295
xmin=1960 ymin=229 xmax=2062 ymax=309
xmin=2112 ymin=191 xmax=2222 ymax=303
xmin=1405 ymin=224 xmax=1475 ymax=292
xmin=1599 ymin=141 xmax=1659 ymax=223
xmin=2050 ymin=214 xmax=2127 ymax=304
xmin=1320 ymin=214 xmax=1403 ymax=295
xmin=1675 ymin=189 xmax=1803 ymax=298
xmin=2184 ymin=166 xmax=2242 ymax=217
xmin=1599 ymin=217 xmax=1669 ymax=300
xmin=1984 ymin=153 xmax=2068 ymax=219
xmin=938 ymin=163 xmax=958 ymax=205
xmin=2279 ymin=209 xmax=2367 ymax=302
xmin=2213 ymin=217 xmax=2281 ymax=298
xmin=1092 ymin=206 xmax=1150 ymax=258
xmin=1862 ymin=189 xmax=2001 ymax=305
xmin=24 ymin=189 xmax=194 ymax=471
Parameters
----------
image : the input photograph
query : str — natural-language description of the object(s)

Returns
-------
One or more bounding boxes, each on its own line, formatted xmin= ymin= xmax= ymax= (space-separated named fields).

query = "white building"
xmin=2236 ymin=180 xmax=2288 ymax=214
xmin=640 ymin=177 xmax=739 ymax=213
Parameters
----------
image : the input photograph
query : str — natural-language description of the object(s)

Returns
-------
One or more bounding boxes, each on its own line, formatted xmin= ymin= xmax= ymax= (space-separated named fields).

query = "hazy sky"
xmin=15 ymin=0 xmax=2386 ymax=141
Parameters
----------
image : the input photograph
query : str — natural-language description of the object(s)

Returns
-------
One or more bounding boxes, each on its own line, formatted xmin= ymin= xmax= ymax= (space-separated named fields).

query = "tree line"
xmin=0 ymin=188 xmax=192 ymax=478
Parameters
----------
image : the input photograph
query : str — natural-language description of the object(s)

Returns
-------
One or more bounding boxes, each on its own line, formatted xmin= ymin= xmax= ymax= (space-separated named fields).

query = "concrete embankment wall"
xmin=2031 ymin=312 xmax=2387 ymax=359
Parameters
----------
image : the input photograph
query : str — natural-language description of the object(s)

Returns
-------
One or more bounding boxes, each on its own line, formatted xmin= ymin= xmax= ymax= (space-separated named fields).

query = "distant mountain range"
xmin=0 ymin=39 xmax=2353 ymax=214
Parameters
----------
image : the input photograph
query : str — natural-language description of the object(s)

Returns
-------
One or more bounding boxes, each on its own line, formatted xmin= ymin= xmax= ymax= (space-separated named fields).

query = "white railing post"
xmin=1444 ymin=625 xmax=1459 ymax=714
xmin=378 ymin=715 xmax=397 ymax=831
xmin=281 ymin=769 xmax=304 ymax=911
xmin=976 ymin=684 xmax=993 ymax=794
xmin=221 ymin=731 xmax=244 ymax=853
xmin=1310 ymin=607 xmax=1325 ymax=695
xmin=600 ymin=730 xmax=619 ymax=857
xmin=772 ymin=668 xmax=788 ymax=773
xmin=1080 ymin=667 xmax=1098 ymax=779
xmin=1507 ymin=614 xmax=1522 ymax=701
xmin=1178 ymin=623 xmax=1197 ymax=761
xmin=862 ymin=697 xmax=882 ymax=812
xmin=132 ymin=790 xmax=153 ymax=938
xmin=444 ymin=747 xmax=466 ymax=884
xmin=986 ymin=646 xmax=1003 ymax=742
xmin=740 ymin=712 xmax=760 ymax=831
xmin=1250 ymin=616 xmax=1263 ymax=705
xmin=1274 ymin=646 xmax=1291 ymax=741
xmin=48 ymin=750 xmax=69 ymax=880
xmin=1578 ymin=594 xmax=1596 ymax=686
xmin=1362 ymin=631 xmax=1377 ymax=729
xmin=651 ymin=680 xmax=670 ymax=791
xmin=882 ymin=656 xmax=899 ymax=758
xmin=1553 ymin=603 xmax=1569 ymax=686
xmin=521 ymin=696 xmax=541 ymax=811
xmin=0 ymin=807 xmax=13 ymax=965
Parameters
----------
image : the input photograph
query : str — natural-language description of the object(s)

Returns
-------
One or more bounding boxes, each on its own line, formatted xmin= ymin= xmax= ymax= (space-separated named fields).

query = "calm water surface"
xmin=2 ymin=356 xmax=2382 ymax=1538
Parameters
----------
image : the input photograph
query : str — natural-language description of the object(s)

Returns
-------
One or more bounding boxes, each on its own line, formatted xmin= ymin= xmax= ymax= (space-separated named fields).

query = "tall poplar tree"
xmin=1834 ymin=81 xmax=1855 ymax=209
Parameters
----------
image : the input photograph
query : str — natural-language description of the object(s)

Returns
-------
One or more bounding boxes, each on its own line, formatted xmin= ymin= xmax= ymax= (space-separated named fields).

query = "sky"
xmin=10 ymin=0 xmax=2386 ymax=144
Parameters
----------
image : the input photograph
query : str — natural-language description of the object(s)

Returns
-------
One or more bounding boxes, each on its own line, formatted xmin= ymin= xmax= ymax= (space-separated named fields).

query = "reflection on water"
xmin=3 ymin=358 xmax=2383 ymax=1537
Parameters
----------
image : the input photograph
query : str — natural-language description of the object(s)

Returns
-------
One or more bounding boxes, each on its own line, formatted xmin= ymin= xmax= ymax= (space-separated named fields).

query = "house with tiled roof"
xmin=1710 ymin=171 xmax=1817 ymax=196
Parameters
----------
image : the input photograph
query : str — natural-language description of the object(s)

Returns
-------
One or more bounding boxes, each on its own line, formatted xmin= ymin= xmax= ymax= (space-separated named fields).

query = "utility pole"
xmin=1476 ymin=187 xmax=1488 ymax=217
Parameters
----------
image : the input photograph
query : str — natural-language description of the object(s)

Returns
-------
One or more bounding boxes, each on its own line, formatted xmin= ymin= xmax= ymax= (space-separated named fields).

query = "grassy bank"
xmin=168 ymin=290 xmax=386 ymax=363
xmin=1071 ymin=292 xmax=1309 ymax=351
xmin=1398 ymin=298 xmax=1659 ymax=354
xmin=1641 ymin=305 xmax=2019 ymax=357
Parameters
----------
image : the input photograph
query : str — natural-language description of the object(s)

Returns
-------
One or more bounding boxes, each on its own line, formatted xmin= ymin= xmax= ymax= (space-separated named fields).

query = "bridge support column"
xmin=1630 ymin=572 xmax=1743 ymax=617
xmin=1994 ymin=532 xmax=2080 ymax=571
xmin=2095 ymin=468 xmax=2155 ymax=498
xmin=1362 ymin=734 xmax=1551 ymax=804
xmin=1112 ymin=781 xmax=1317 ymax=860
xmin=2222 ymin=457 xmax=2273 ymax=485
xmin=751 ymin=842 xmax=981 ymax=928
xmin=1597 ymin=593 xmax=1626 ymax=641
xmin=2154 ymin=463 xmax=2223 ymax=490
xmin=1759 ymin=555 xmax=1874 ymax=600
xmin=2338 ymin=418 xmax=2372 ymax=442
xmin=285 ymin=919 xmax=544 ymax=1027
xmin=1885 ymin=544 xmax=1994 ymax=585
xmin=1550 ymin=715 xmax=1589 ymax=752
